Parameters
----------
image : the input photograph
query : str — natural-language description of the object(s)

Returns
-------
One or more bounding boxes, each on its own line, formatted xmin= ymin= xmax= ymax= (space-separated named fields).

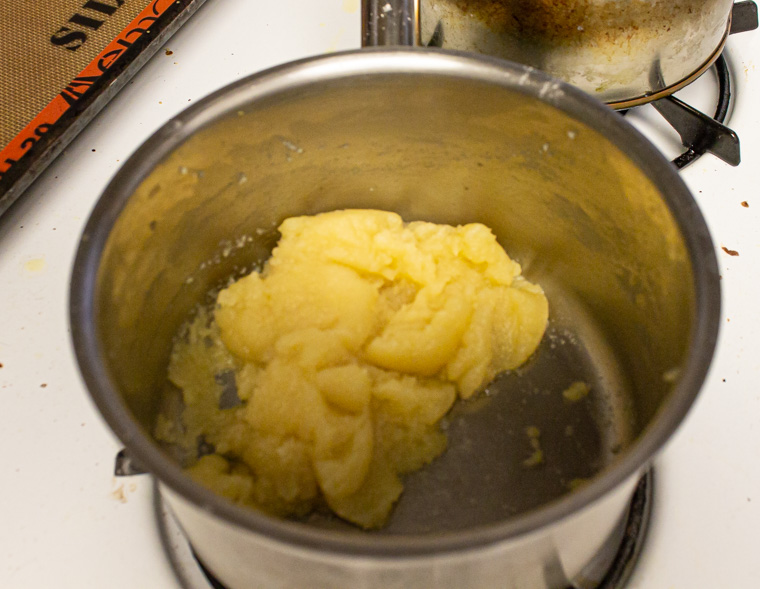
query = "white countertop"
xmin=1 ymin=1 xmax=758 ymax=587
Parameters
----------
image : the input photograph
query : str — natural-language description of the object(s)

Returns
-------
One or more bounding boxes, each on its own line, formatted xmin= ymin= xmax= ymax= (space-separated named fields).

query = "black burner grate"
xmin=657 ymin=54 xmax=738 ymax=170
xmin=623 ymin=1 xmax=758 ymax=170
xmin=620 ymin=54 xmax=739 ymax=170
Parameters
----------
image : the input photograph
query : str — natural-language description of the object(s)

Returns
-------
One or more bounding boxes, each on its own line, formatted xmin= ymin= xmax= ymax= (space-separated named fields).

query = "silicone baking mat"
xmin=0 ymin=0 xmax=207 ymax=216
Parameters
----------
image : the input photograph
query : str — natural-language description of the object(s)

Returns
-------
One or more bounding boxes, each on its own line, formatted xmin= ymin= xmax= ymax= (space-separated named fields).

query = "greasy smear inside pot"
xmin=436 ymin=0 xmax=709 ymax=44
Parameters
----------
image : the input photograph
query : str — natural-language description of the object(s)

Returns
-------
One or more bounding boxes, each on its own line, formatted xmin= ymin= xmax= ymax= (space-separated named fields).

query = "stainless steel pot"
xmin=399 ymin=0 xmax=737 ymax=107
xmin=70 ymin=48 xmax=720 ymax=588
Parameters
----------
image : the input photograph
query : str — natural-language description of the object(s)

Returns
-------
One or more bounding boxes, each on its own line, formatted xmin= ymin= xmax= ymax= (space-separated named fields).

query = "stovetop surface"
xmin=1 ymin=1 xmax=758 ymax=587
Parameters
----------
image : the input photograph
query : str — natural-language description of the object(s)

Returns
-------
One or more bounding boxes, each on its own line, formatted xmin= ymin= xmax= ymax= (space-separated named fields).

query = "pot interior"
xmin=79 ymin=51 xmax=712 ymax=534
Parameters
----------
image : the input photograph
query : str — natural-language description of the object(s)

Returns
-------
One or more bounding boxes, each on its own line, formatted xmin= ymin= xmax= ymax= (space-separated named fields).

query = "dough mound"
xmin=157 ymin=209 xmax=548 ymax=528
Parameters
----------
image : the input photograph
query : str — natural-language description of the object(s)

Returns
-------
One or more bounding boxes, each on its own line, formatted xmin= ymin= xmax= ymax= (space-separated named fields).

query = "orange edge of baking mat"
xmin=0 ymin=0 xmax=206 ymax=215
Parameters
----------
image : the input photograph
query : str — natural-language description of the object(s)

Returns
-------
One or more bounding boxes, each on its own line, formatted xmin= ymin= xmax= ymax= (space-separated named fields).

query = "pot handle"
xmin=361 ymin=0 xmax=420 ymax=47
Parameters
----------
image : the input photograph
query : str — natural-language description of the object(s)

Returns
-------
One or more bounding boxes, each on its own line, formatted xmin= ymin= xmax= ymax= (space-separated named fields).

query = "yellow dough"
xmin=157 ymin=209 xmax=548 ymax=528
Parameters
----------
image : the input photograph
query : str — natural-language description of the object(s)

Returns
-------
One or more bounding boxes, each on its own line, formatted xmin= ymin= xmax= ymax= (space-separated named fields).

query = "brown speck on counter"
xmin=40 ymin=383 xmax=47 ymax=388
xmin=111 ymin=484 xmax=127 ymax=503
xmin=91 ymin=149 xmax=96 ymax=152
xmin=722 ymin=246 xmax=740 ymax=256
xmin=741 ymin=201 xmax=749 ymax=208
xmin=165 ymin=49 xmax=174 ymax=55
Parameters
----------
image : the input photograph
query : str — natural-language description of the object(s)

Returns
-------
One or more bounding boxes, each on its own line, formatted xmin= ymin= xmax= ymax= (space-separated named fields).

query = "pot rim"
xmin=69 ymin=47 xmax=721 ymax=558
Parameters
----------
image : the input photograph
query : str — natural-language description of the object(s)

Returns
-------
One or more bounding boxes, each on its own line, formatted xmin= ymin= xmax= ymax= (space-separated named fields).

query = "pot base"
xmin=154 ymin=470 xmax=652 ymax=589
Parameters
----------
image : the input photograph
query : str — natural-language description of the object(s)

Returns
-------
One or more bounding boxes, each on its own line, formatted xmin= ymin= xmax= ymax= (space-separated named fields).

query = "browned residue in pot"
xmin=451 ymin=0 xmax=703 ymax=45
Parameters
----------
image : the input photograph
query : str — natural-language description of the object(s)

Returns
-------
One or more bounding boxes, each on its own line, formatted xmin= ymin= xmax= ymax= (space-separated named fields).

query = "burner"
xmin=654 ymin=54 xmax=738 ymax=169
xmin=621 ymin=2 xmax=758 ymax=170
xmin=621 ymin=55 xmax=739 ymax=170
xmin=154 ymin=471 xmax=653 ymax=589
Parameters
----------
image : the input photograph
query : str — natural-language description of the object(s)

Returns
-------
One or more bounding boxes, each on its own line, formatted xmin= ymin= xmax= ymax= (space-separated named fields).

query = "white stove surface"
xmin=1 ymin=1 xmax=758 ymax=587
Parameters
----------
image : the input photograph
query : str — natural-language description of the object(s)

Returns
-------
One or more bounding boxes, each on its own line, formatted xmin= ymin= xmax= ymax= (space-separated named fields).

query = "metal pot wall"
xmin=70 ymin=48 xmax=720 ymax=588
xmin=399 ymin=0 xmax=736 ymax=107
